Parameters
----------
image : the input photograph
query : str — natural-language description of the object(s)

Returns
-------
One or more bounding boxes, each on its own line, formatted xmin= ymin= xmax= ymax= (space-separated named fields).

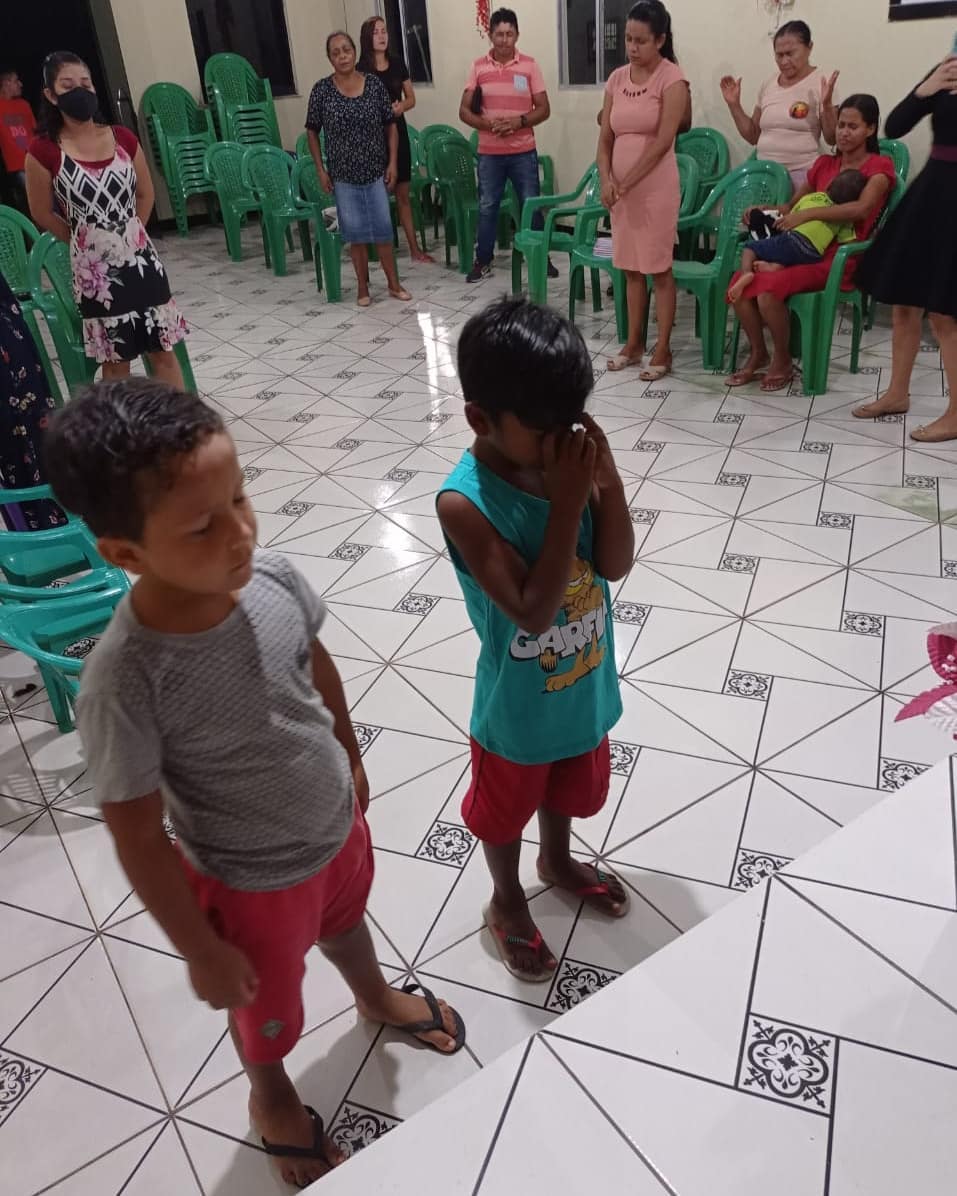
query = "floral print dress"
xmin=30 ymin=128 xmax=187 ymax=363
xmin=0 ymin=270 xmax=65 ymax=529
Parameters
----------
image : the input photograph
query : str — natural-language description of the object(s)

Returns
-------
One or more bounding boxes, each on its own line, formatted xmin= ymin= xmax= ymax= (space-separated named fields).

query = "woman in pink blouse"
xmin=597 ymin=0 xmax=689 ymax=379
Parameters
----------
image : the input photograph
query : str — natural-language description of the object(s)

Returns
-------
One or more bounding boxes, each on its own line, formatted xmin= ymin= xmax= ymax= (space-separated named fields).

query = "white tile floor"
xmin=0 ymin=221 xmax=954 ymax=1193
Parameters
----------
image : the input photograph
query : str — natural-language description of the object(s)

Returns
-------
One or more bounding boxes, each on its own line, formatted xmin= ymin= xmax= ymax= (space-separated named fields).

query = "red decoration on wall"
xmin=476 ymin=0 xmax=490 ymax=35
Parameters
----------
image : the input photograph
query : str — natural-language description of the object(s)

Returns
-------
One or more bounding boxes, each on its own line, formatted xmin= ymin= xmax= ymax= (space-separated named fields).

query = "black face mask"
xmin=56 ymin=87 xmax=99 ymax=122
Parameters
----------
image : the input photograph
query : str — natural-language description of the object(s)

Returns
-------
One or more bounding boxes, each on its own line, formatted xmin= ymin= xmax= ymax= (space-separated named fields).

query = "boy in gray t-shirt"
xmin=45 ymin=380 xmax=464 ymax=1189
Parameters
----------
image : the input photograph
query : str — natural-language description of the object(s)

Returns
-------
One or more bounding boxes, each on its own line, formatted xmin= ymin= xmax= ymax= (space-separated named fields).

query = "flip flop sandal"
xmin=538 ymin=865 xmax=630 ymax=917
xmin=607 ymin=353 xmax=644 ymax=372
xmin=482 ymin=903 xmax=556 ymax=984
xmin=391 ymin=982 xmax=466 ymax=1054
xmin=726 ymin=367 xmax=768 ymax=387
xmin=760 ymin=373 xmax=793 ymax=393
xmin=639 ymin=361 xmax=671 ymax=382
xmin=389 ymin=288 xmax=412 ymax=301
xmin=356 ymin=295 xmax=372 ymax=308
xmin=261 ymin=1104 xmax=338 ymax=1186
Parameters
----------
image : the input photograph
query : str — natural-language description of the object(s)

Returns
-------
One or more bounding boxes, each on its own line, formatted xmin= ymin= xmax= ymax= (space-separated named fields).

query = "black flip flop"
xmin=261 ymin=1104 xmax=338 ymax=1187
xmin=393 ymin=982 xmax=466 ymax=1054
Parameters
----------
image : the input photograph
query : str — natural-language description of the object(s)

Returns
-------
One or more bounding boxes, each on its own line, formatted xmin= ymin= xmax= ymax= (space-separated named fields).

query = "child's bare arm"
xmin=102 ymin=794 xmax=258 ymax=1008
xmin=312 ymin=639 xmax=369 ymax=810
xmin=582 ymin=415 xmax=634 ymax=582
xmin=438 ymin=430 xmax=596 ymax=634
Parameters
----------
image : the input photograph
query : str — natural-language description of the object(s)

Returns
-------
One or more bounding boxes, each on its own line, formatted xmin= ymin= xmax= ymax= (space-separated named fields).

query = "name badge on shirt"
xmin=514 ymin=74 xmax=528 ymax=92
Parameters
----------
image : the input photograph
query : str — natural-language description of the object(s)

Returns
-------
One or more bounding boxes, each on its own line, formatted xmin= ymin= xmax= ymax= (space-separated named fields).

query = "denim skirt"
xmin=333 ymin=178 xmax=393 ymax=245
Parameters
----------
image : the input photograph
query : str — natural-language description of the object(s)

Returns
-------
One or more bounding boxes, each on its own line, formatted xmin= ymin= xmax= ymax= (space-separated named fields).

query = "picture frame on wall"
xmin=889 ymin=0 xmax=957 ymax=21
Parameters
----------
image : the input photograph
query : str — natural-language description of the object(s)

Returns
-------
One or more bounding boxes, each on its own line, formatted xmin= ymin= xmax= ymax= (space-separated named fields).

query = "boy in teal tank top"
xmin=437 ymin=298 xmax=634 ymax=983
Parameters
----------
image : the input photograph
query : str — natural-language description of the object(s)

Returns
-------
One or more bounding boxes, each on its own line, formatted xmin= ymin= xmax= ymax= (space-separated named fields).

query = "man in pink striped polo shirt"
xmin=459 ymin=7 xmax=554 ymax=283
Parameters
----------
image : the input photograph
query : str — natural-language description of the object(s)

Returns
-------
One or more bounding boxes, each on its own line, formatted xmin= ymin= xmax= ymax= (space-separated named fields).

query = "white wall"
xmin=113 ymin=0 xmax=950 ymax=215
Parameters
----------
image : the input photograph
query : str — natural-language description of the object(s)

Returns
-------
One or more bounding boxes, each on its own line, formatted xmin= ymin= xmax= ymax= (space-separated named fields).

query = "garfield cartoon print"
xmin=511 ymin=556 xmax=609 ymax=693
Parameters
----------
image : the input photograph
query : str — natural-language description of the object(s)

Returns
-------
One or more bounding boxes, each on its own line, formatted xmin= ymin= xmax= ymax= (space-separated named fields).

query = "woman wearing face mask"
xmin=24 ymin=51 xmax=186 ymax=386
xmin=720 ymin=20 xmax=839 ymax=193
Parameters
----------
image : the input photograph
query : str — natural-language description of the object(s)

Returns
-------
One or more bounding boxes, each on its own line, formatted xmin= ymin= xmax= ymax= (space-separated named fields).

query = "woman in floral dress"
xmin=0 ymin=270 xmax=65 ymax=529
xmin=24 ymin=51 xmax=186 ymax=386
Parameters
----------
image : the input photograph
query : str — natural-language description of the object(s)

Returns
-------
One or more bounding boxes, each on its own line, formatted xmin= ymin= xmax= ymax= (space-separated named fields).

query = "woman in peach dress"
xmin=597 ymin=0 xmax=689 ymax=379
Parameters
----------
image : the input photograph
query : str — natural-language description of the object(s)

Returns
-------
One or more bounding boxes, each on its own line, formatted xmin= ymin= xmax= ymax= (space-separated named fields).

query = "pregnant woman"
xmin=598 ymin=0 xmax=689 ymax=379
xmin=24 ymin=51 xmax=186 ymax=385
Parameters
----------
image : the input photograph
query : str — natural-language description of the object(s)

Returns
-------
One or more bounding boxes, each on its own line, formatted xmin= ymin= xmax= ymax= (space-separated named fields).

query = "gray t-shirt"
xmin=76 ymin=551 xmax=355 ymax=891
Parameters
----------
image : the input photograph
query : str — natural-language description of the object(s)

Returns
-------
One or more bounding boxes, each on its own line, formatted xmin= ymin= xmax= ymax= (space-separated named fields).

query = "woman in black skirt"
xmin=358 ymin=15 xmax=434 ymax=262
xmin=853 ymin=56 xmax=957 ymax=441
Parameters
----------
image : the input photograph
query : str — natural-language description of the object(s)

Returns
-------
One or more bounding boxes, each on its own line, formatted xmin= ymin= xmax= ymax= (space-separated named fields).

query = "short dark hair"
xmin=827 ymin=169 xmax=867 ymax=205
xmin=325 ymin=29 xmax=356 ymax=59
xmin=44 ymin=378 xmax=225 ymax=541
xmin=774 ymin=19 xmax=812 ymax=46
xmin=490 ymin=8 xmax=519 ymax=32
xmin=457 ymin=297 xmax=594 ymax=430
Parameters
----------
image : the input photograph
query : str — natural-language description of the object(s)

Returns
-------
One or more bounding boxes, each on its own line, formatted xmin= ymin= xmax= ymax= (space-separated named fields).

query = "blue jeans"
xmin=475 ymin=150 xmax=542 ymax=267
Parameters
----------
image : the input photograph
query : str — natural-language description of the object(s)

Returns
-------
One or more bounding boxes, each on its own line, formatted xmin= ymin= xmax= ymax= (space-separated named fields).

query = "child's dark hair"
xmin=627 ymin=1 xmax=677 ymax=64
xmin=840 ymin=93 xmax=881 ymax=154
xmin=457 ymin=298 xmax=593 ymax=430
xmin=44 ymin=378 xmax=225 ymax=541
xmin=774 ymin=19 xmax=812 ymax=46
xmin=490 ymin=7 xmax=519 ymax=32
xmin=827 ymin=169 xmax=867 ymax=205
xmin=37 ymin=50 xmax=97 ymax=140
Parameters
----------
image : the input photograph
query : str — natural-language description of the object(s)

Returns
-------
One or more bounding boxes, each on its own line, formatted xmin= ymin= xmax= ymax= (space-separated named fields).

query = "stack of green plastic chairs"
xmin=141 ymin=82 xmax=218 ymax=237
xmin=27 ymin=231 xmax=198 ymax=394
xmin=204 ymin=53 xmax=281 ymax=149
xmin=203 ymin=141 xmax=263 ymax=263
xmin=676 ymin=128 xmax=731 ymax=211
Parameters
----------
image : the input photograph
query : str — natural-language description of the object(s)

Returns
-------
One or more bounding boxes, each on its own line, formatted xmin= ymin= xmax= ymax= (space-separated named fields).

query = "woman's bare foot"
xmin=727 ymin=350 xmax=770 ymax=387
xmin=355 ymin=985 xmax=459 ymax=1051
xmin=727 ymin=272 xmax=755 ymax=304
xmin=537 ymin=857 xmax=629 ymax=917
xmin=485 ymin=895 xmax=557 ymax=980
xmin=852 ymin=390 xmax=910 ymax=419
xmin=910 ymin=414 xmax=957 ymax=443
xmin=410 ymin=250 xmax=435 ymax=263
xmin=250 ymin=1090 xmax=345 ymax=1188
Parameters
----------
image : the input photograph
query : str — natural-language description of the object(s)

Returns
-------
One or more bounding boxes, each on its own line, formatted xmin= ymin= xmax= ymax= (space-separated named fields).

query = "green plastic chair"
xmin=203 ymin=141 xmax=263 ymax=263
xmin=292 ymin=155 xmax=343 ymax=302
xmin=241 ymin=145 xmax=313 ymax=277
xmin=676 ymin=127 xmax=731 ymax=209
xmin=26 ymin=232 xmax=198 ymax=395
xmin=673 ymin=159 xmax=791 ymax=369
xmin=511 ymin=164 xmax=600 ymax=303
xmin=728 ymin=177 xmax=908 ymax=396
xmin=141 ymin=82 xmax=218 ymax=237
xmin=879 ymin=137 xmax=911 ymax=186
xmin=204 ymin=52 xmax=281 ymax=149
xmin=0 ymin=206 xmax=63 ymax=403
xmin=0 ymin=579 xmax=128 ymax=732
xmin=432 ymin=138 xmax=485 ymax=273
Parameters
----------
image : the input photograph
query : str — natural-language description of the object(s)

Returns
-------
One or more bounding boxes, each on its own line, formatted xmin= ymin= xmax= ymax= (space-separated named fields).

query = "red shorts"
xmin=180 ymin=803 xmax=374 ymax=1064
xmin=462 ymin=737 xmax=611 ymax=845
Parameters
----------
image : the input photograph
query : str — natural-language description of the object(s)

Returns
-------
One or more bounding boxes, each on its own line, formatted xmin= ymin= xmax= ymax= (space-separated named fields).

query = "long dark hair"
xmin=839 ymin=93 xmax=881 ymax=154
xmin=357 ymin=15 xmax=386 ymax=73
xmin=774 ymin=19 xmax=812 ymax=46
xmin=37 ymin=50 xmax=93 ymax=140
xmin=627 ymin=1 xmax=677 ymax=64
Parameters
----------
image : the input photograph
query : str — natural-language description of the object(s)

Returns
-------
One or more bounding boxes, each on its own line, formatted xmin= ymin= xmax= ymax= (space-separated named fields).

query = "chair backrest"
xmin=242 ymin=144 xmax=295 ymax=209
xmin=28 ymin=233 xmax=76 ymax=319
xmin=0 ymin=205 xmax=40 ymax=296
xmin=676 ymin=127 xmax=731 ymax=181
xmin=714 ymin=160 xmax=791 ymax=246
xmin=878 ymin=137 xmax=910 ymax=185
xmin=204 ymin=141 xmax=254 ymax=203
xmin=141 ymin=82 xmax=206 ymax=140
xmin=420 ymin=125 xmax=470 ymax=174
xmin=204 ymin=52 xmax=267 ymax=107
xmin=675 ymin=153 xmax=700 ymax=217
xmin=292 ymin=155 xmax=334 ymax=207
xmin=433 ymin=138 xmax=478 ymax=203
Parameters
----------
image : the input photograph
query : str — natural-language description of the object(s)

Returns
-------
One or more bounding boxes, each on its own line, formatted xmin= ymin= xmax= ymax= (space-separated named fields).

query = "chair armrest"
xmin=572 ymin=204 xmax=610 ymax=247
xmin=821 ymin=238 xmax=872 ymax=308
